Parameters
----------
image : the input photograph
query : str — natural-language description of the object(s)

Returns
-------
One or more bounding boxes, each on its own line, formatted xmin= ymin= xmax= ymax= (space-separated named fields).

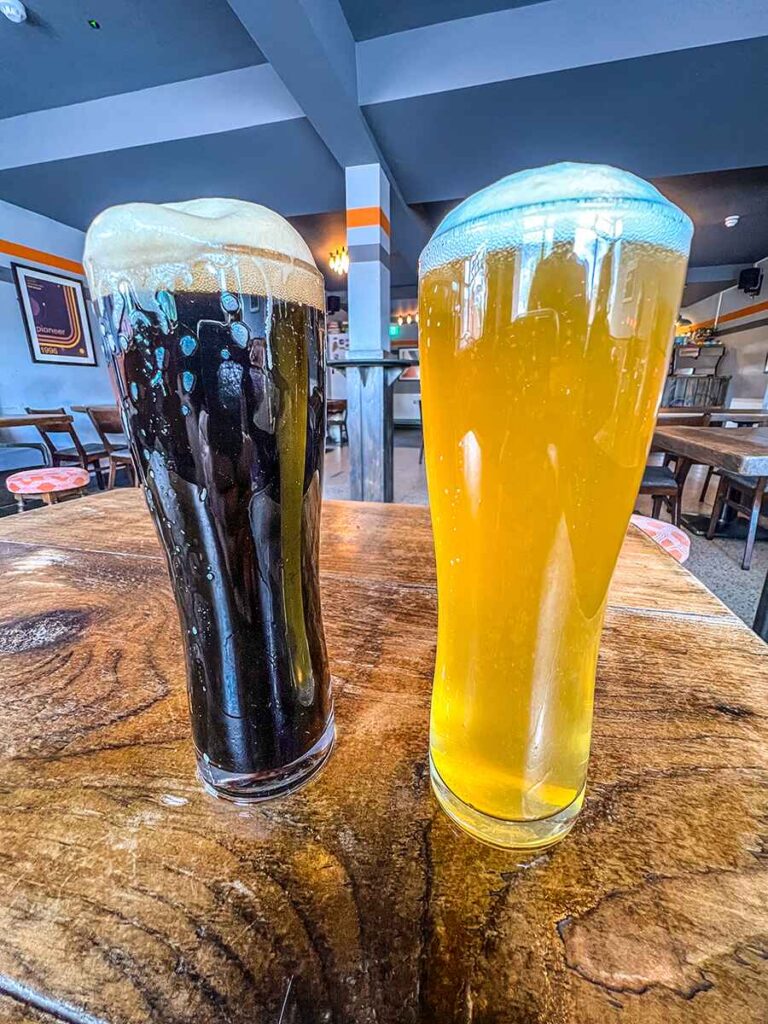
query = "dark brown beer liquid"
xmin=95 ymin=285 xmax=332 ymax=781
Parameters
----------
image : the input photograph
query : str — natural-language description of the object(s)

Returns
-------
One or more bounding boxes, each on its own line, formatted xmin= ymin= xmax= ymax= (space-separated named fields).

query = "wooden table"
xmin=0 ymin=491 xmax=766 ymax=1023
xmin=0 ymin=413 xmax=72 ymax=430
xmin=0 ymin=415 xmax=75 ymax=471
xmin=653 ymin=426 xmax=768 ymax=475
xmin=659 ymin=408 xmax=768 ymax=425
xmin=653 ymin=425 xmax=768 ymax=539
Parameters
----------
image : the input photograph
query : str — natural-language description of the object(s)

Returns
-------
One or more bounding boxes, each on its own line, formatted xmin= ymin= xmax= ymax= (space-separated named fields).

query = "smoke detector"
xmin=0 ymin=0 xmax=26 ymax=23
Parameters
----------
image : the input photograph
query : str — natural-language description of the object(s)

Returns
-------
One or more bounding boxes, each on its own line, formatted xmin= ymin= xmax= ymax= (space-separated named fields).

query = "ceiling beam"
xmin=225 ymin=0 xmax=430 ymax=271
xmin=0 ymin=66 xmax=301 ymax=171
xmin=686 ymin=264 xmax=753 ymax=284
xmin=358 ymin=0 xmax=768 ymax=105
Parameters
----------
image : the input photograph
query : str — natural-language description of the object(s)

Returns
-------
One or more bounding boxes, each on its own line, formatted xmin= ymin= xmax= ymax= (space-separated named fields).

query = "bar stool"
xmin=6 ymin=467 xmax=90 ymax=512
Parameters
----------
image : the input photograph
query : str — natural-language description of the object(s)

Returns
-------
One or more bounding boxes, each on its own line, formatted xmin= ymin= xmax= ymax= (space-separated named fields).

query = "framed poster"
xmin=11 ymin=262 xmax=97 ymax=366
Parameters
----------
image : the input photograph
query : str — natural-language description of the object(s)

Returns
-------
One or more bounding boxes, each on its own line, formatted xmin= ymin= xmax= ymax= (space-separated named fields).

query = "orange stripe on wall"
xmin=689 ymin=298 xmax=768 ymax=332
xmin=0 ymin=239 xmax=84 ymax=276
xmin=347 ymin=206 xmax=391 ymax=235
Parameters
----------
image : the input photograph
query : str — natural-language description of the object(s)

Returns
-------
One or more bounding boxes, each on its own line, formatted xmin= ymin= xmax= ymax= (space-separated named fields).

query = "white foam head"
xmin=85 ymin=197 xmax=323 ymax=308
xmin=420 ymin=162 xmax=693 ymax=274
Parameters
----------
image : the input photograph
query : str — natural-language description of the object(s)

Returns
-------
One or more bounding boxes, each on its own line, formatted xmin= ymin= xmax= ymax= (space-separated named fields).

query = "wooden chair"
xmin=85 ymin=406 xmax=136 ymax=489
xmin=638 ymin=465 xmax=682 ymax=525
xmin=326 ymin=399 xmax=348 ymax=446
xmin=26 ymin=406 xmax=107 ymax=489
xmin=707 ymin=474 xmax=768 ymax=571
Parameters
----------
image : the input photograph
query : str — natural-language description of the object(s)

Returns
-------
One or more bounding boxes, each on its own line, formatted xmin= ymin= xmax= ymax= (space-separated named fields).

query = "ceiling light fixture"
xmin=328 ymin=246 xmax=349 ymax=275
xmin=0 ymin=0 xmax=26 ymax=23
xmin=724 ymin=215 xmax=740 ymax=228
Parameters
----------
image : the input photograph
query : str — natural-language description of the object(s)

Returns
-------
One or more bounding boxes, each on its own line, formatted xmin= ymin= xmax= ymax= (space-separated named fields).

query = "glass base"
xmin=429 ymin=754 xmax=584 ymax=850
xmin=197 ymin=716 xmax=335 ymax=804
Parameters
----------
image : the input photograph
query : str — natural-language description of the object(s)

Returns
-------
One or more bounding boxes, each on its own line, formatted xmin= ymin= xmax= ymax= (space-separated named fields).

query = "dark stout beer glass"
xmin=85 ymin=198 xmax=334 ymax=801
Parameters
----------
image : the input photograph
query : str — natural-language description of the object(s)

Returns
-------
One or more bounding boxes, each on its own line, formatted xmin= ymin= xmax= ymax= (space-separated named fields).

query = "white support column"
xmin=346 ymin=164 xmax=391 ymax=357
xmin=343 ymin=163 xmax=398 ymax=501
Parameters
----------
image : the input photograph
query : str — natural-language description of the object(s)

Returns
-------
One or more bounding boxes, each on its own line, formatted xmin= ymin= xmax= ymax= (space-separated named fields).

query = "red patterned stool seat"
xmin=7 ymin=467 xmax=90 ymax=496
xmin=630 ymin=514 xmax=690 ymax=564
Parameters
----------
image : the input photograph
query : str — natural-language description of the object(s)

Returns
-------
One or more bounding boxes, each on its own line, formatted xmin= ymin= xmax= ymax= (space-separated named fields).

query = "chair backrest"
xmin=24 ymin=406 xmax=86 ymax=462
xmin=327 ymin=399 xmax=347 ymax=421
xmin=86 ymin=407 xmax=125 ymax=453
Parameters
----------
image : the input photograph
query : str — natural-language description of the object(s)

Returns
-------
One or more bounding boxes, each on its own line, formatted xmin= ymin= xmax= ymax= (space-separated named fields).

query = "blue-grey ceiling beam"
xmin=686 ymin=264 xmax=753 ymax=284
xmin=0 ymin=66 xmax=302 ymax=171
xmin=225 ymin=0 xmax=430 ymax=271
xmin=358 ymin=0 xmax=768 ymax=105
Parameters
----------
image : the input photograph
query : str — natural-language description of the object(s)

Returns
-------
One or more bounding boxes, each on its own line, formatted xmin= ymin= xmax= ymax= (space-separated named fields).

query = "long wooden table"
xmin=0 ymin=490 xmax=766 ymax=1022
xmin=659 ymin=407 xmax=768 ymax=425
xmin=653 ymin=425 xmax=768 ymax=477
xmin=653 ymin=425 xmax=768 ymax=543
xmin=0 ymin=414 xmax=74 ymax=472
xmin=0 ymin=413 xmax=72 ymax=430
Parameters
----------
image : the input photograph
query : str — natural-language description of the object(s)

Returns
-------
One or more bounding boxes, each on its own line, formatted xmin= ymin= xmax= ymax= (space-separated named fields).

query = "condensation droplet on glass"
xmin=221 ymin=292 xmax=240 ymax=314
xmin=230 ymin=321 xmax=249 ymax=347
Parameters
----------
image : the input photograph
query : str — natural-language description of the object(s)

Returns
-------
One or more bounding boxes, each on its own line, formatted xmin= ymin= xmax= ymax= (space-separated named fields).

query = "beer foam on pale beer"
xmin=420 ymin=162 xmax=693 ymax=274
xmin=85 ymin=198 xmax=324 ymax=309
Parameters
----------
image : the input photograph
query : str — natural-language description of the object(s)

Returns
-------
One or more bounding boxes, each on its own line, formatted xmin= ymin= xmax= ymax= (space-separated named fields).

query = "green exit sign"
xmin=389 ymin=324 xmax=400 ymax=337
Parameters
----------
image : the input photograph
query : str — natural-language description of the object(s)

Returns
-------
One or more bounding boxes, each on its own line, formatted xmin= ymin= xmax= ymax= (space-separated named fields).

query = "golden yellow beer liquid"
xmin=421 ymin=240 xmax=687 ymax=825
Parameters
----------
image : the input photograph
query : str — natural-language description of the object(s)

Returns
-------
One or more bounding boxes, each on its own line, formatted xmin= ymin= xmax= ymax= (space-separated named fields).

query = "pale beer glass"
xmin=419 ymin=164 xmax=692 ymax=848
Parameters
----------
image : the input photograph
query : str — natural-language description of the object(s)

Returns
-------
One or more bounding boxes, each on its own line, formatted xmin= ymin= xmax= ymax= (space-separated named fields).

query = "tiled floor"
xmin=325 ymin=434 xmax=768 ymax=629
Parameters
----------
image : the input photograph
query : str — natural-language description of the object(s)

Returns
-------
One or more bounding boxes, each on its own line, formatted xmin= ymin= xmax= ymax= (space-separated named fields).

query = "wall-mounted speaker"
xmin=738 ymin=267 xmax=763 ymax=296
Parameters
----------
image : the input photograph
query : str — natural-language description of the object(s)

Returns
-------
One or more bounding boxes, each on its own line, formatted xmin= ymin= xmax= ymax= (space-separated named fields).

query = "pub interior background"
xmin=2 ymin=4 xmax=768 ymax=1022
xmin=1 ymin=0 xmax=768 ymax=630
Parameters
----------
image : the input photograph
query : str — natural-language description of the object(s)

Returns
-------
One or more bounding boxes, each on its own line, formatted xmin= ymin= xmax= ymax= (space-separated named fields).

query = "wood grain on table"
xmin=653 ymin=425 xmax=768 ymax=476
xmin=0 ymin=490 xmax=765 ymax=1023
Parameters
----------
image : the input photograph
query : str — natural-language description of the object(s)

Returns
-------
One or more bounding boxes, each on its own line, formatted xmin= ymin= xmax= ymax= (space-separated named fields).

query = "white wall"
xmin=0 ymin=200 xmax=114 ymax=468
xmin=682 ymin=255 xmax=768 ymax=407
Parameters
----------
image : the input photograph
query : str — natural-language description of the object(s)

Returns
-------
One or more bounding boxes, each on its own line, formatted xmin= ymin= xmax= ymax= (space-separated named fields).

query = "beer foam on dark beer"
xmin=420 ymin=162 xmax=693 ymax=275
xmin=85 ymin=198 xmax=324 ymax=309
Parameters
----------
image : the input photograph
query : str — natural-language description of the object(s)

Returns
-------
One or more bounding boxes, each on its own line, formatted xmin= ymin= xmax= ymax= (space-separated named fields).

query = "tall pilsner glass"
xmin=85 ymin=199 xmax=334 ymax=802
xmin=419 ymin=164 xmax=692 ymax=848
